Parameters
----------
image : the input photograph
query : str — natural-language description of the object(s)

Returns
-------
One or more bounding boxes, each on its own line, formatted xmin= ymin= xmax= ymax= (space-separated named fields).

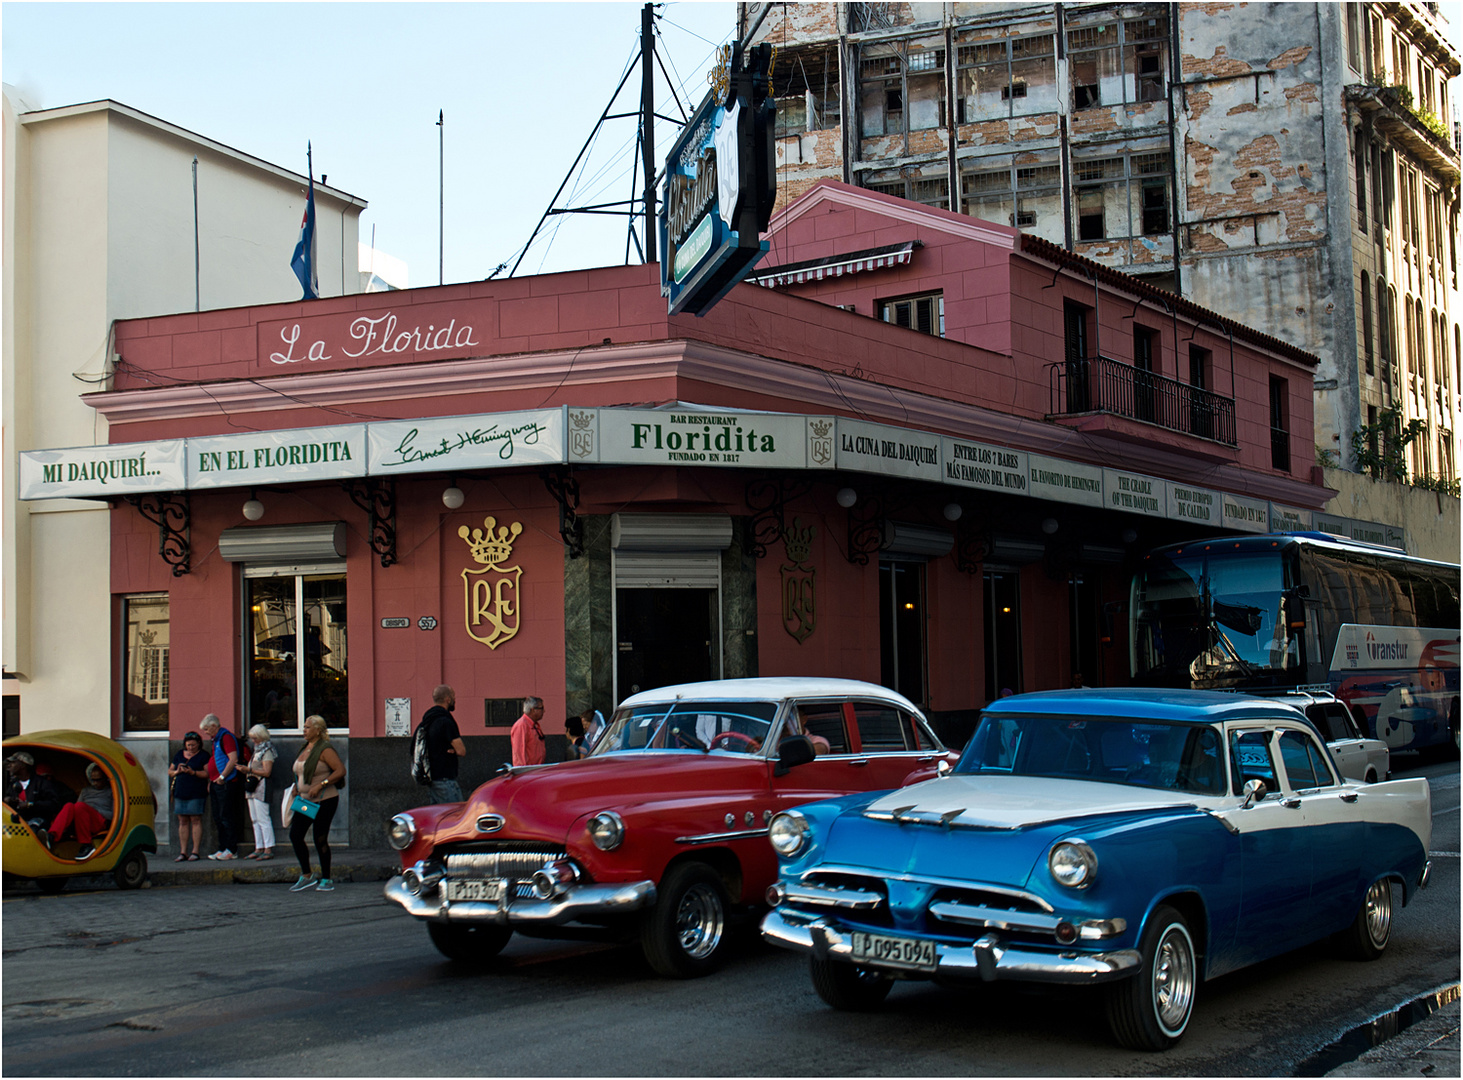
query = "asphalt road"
xmin=2 ymin=760 xmax=1457 ymax=1077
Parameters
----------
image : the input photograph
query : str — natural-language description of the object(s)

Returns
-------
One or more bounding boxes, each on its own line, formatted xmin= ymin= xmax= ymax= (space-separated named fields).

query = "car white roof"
xmin=617 ymin=677 xmax=922 ymax=712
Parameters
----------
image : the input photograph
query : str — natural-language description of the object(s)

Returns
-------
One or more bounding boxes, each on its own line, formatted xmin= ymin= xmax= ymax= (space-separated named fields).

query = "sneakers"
xmin=207 ymin=850 xmax=236 ymax=861
xmin=39 ymin=831 xmax=53 ymax=851
xmin=75 ymin=844 xmax=95 ymax=861
xmin=289 ymin=874 xmax=318 ymax=892
xmin=316 ymin=878 xmax=334 ymax=892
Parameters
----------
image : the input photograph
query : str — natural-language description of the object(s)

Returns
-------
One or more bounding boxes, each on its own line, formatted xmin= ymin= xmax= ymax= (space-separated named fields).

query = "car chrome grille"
xmin=441 ymin=843 xmax=566 ymax=882
xmin=796 ymin=871 xmax=892 ymax=927
xmin=926 ymin=885 xmax=1055 ymax=939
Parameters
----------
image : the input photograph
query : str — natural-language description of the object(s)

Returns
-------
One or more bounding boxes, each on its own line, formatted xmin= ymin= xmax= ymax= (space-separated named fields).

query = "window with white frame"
xmin=121 ymin=594 xmax=170 ymax=733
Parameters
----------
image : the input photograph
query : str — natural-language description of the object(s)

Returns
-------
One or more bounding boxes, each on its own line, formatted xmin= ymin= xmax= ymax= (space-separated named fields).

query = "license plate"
xmin=444 ymin=878 xmax=507 ymax=902
xmin=850 ymin=930 xmax=937 ymax=972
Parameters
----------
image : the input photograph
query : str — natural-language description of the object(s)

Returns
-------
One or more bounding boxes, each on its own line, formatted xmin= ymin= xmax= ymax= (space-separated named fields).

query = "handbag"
xmin=280 ymin=786 xmax=295 ymax=828
xmin=290 ymin=794 xmax=321 ymax=819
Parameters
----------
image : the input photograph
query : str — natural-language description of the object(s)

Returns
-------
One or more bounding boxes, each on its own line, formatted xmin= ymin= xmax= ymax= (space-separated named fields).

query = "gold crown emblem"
xmin=459 ymin=516 xmax=523 ymax=568
xmin=809 ymin=419 xmax=832 ymax=439
xmin=783 ymin=517 xmax=816 ymax=564
xmin=570 ymin=410 xmax=594 ymax=431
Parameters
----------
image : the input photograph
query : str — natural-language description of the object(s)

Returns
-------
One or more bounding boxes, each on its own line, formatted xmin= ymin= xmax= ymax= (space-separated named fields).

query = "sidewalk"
xmin=141 ymin=847 xmax=403 ymax=886
xmin=1324 ymin=995 xmax=1461 ymax=1077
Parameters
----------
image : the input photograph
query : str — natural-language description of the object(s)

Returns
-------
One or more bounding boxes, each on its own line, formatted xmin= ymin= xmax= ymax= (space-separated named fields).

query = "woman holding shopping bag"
xmin=287 ymin=715 xmax=344 ymax=893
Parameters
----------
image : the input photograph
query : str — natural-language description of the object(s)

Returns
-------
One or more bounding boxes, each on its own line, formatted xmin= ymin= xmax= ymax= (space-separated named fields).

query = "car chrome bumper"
xmin=760 ymin=908 xmax=1141 ymax=985
xmin=384 ymin=875 xmax=656 ymax=925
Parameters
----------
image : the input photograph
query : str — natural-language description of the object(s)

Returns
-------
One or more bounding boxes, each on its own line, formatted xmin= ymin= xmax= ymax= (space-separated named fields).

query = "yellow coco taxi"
xmin=3 ymin=731 xmax=158 ymax=892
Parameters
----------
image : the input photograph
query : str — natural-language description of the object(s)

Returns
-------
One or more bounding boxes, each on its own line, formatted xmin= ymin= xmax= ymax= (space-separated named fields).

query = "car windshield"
xmin=956 ymin=714 xmax=1227 ymax=796
xmin=592 ymin=700 xmax=780 ymax=756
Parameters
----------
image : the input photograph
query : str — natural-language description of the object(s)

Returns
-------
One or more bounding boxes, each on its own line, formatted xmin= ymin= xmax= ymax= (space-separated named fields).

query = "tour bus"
xmin=1130 ymin=533 xmax=1460 ymax=753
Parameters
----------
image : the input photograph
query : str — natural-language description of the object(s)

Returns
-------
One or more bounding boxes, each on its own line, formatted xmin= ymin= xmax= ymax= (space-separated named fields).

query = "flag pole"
xmin=438 ymin=109 xmax=444 ymax=286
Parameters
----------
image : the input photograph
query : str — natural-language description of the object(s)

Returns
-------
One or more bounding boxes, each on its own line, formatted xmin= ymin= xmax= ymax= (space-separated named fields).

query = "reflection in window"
xmin=245 ymin=571 xmax=347 ymax=732
xmin=122 ymin=594 xmax=170 ymax=732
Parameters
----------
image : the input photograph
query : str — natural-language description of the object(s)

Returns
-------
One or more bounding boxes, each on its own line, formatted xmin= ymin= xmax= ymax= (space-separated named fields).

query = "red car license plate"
xmin=444 ymin=878 xmax=506 ymax=902
xmin=850 ymin=930 xmax=937 ymax=971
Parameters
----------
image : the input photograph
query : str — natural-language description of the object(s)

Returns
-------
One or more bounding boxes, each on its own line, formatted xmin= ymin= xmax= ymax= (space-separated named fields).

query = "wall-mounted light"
xmin=836 ymin=487 xmax=858 ymax=508
xmin=442 ymin=480 xmax=465 ymax=510
xmin=943 ymin=502 xmax=963 ymax=522
xmin=1041 ymin=517 xmax=1060 ymax=535
xmin=1122 ymin=528 xmax=1139 ymax=545
xmin=242 ymin=491 xmax=264 ymax=521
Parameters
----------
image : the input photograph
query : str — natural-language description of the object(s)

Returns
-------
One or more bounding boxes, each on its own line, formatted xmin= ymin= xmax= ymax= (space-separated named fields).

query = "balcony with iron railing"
xmin=1048 ymin=355 xmax=1238 ymax=448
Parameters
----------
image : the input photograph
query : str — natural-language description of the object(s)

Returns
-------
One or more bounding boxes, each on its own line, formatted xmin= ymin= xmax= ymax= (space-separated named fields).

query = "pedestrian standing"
xmin=167 ymin=732 xmax=209 ymax=861
xmin=288 ymin=714 xmax=345 ymax=893
xmin=240 ymin=724 xmax=277 ymax=859
xmin=199 ymin=715 xmax=242 ymax=860
xmin=417 ymin=684 xmax=467 ymax=802
xmin=511 ymin=696 xmax=546 ymax=766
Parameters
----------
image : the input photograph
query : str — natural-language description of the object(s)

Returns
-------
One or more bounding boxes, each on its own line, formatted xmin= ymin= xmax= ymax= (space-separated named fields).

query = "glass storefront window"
xmin=122 ymin=594 xmax=170 ymax=732
xmin=244 ymin=568 xmax=347 ymax=732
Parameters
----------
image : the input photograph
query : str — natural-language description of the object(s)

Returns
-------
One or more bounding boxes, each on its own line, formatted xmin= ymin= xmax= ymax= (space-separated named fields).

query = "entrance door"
xmin=615 ymin=588 xmax=717 ymax=698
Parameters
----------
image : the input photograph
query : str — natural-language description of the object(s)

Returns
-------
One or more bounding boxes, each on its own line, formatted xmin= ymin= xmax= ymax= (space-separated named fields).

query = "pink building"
xmin=24 ymin=182 xmax=1327 ymax=845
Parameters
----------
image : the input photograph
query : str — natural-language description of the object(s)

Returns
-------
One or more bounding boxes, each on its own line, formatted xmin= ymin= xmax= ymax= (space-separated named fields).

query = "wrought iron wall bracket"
xmin=343 ymin=479 xmax=397 ymax=567
xmin=845 ymin=495 xmax=885 ymax=566
xmin=745 ymin=477 xmax=813 ymax=559
xmin=124 ymin=492 xmax=191 ymax=576
xmin=540 ymin=466 xmax=584 ymax=559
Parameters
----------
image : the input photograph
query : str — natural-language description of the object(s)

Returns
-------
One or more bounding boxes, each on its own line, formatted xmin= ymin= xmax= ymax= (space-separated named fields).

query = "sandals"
xmin=256 ymin=851 xmax=275 ymax=860
xmin=186 ymin=853 xmax=200 ymax=861
xmin=174 ymin=854 xmax=187 ymax=862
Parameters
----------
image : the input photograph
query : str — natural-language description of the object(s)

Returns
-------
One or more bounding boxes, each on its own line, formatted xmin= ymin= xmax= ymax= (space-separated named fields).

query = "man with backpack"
xmin=414 ymin=685 xmax=466 ymax=802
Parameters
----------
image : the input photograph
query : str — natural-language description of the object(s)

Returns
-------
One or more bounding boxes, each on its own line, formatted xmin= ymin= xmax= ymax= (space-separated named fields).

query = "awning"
xmin=748 ymin=241 xmax=919 ymax=288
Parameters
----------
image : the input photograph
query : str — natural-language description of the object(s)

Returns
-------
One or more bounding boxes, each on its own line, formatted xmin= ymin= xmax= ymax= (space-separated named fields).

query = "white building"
xmin=2 ymin=92 xmax=368 ymax=737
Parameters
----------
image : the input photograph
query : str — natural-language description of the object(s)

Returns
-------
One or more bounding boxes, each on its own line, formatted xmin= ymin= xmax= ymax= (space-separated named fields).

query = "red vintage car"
xmin=385 ymin=677 xmax=956 ymax=977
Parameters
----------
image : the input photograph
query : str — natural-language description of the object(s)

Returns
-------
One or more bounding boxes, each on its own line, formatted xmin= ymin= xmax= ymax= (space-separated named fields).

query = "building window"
xmin=880 ymin=561 xmax=926 ymax=705
xmin=1066 ymin=16 xmax=1169 ymax=110
xmin=244 ymin=568 xmax=348 ymax=733
xmin=1346 ymin=4 xmax=1362 ymax=72
xmin=1072 ymin=153 xmax=1170 ymax=241
xmin=1065 ymin=301 xmax=1092 ymax=411
xmin=1133 ymin=325 xmax=1157 ymax=421
xmin=1380 ymin=283 xmax=1395 ymax=379
xmin=862 ymin=172 xmax=949 ymax=211
xmin=772 ymin=47 xmax=839 ymax=137
xmin=1270 ymin=376 xmax=1290 ymax=471
xmin=1367 ymin=404 xmax=1379 ymax=463
xmin=955 ymin=31 xmax=1057 ymax=122
xmin=121 ymin=594 xmax=170 ymax=733
xmin=1355 ymin=132 xmax=1367 ymax=234
xmin=983 ymin=570 xmax=1023 ymax=700
xmin=1371 ymin=143 xmax=1384 ymax=229
xmin=859 ymin=42 xmax=944 ymax=138
xmin=878 ymin=292 xmax=944 ymax=337
xmin=960 ymin=159 xmax=1061 ymax=230
xmin=1361 ymin=271 xmax=1374 ymax=375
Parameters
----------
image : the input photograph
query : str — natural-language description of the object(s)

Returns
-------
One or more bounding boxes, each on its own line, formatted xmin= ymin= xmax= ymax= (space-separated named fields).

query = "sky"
xmin=2 ymin=1 xmax=738 ymax=286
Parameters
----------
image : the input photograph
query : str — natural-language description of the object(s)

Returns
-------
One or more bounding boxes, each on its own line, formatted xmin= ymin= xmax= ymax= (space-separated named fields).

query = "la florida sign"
xmin=660 ymin=42 xmax=775 ymax=316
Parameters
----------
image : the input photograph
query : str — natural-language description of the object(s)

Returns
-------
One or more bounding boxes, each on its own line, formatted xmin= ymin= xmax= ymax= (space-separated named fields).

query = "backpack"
xmin=411 ymin=716 xmax=435 ymax=786
xmin=233 ymin=729 xmax=253 ymax=769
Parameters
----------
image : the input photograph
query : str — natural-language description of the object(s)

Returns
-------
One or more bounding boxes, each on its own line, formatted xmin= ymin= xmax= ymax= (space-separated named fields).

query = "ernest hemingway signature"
xmin=382 ymin=421 xmax=545 ymax=466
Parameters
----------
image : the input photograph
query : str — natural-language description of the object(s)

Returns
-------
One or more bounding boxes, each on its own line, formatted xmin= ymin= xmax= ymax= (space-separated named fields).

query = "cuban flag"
xmin=290 ymin=142 xmax=319 ymax=300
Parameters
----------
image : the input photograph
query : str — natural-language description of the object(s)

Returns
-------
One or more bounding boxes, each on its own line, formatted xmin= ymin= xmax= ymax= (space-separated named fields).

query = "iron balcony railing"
xmin=1049 ymin=355 xmax=1237 ymax=446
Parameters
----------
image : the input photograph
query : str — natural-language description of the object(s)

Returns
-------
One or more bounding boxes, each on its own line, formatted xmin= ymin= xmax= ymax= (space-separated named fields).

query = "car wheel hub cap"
xmin=1153 ymin=929 xmax=1195 ymax=1034
xmin=1365 ymin=881 xmax=1391 ymax=946
xmin=675 ymin=883 xmax=724 ymax=959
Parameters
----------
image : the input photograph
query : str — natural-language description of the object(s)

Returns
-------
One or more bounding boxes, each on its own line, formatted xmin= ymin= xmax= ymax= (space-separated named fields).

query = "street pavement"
xmin=8 ymin=845 xmax=1455 ymax=1077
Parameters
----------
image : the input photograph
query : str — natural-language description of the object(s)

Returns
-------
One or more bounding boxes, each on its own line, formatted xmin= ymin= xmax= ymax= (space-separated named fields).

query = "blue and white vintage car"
xmin=761 ymin=689 xmax=1432 ymax=1051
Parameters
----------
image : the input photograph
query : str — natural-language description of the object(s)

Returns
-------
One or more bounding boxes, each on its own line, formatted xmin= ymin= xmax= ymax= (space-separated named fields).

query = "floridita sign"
xmin=19 ymin=406 xmax=1364 ymax=542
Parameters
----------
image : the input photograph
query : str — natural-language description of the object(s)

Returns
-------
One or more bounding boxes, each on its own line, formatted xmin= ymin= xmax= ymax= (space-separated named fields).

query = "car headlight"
xmin=768 ymin=811 xmax=810 ymax=857
xmin=586 ymin=811 xmax=625 ymax=851
xmin=1048 ymin=839 xmax=1097 ymax=889
xmin=387 ymin=813 xmax=417 ymax=851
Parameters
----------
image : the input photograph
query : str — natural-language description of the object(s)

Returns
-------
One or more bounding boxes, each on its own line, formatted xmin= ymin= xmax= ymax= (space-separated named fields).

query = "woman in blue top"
xmin=167 ymin=732 xmax=210 ymax=861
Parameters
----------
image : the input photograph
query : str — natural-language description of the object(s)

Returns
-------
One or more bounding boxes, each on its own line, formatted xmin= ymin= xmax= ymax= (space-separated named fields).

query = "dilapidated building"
xmin=741 ymin=1 xmax=1460 ymax=488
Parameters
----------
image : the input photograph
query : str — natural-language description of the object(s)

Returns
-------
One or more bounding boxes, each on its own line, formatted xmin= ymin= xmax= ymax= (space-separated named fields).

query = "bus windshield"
xmin=1131 ymin=550 xmax=1296 ymax=685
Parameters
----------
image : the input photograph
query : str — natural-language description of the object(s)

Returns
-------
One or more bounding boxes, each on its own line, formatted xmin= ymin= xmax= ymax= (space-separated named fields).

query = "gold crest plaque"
xmin=460 ymin=515 xmax=524 ymax=650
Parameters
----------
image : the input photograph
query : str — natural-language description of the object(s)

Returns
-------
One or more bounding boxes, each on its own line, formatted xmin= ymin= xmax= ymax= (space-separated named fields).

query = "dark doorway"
xmin=615 ymin=589 xmax=717 ymax=698
xmin=1069 ymin=572 xmax=1102 ymax=687
xmin=984 ymin=570 xmax=1023 ymax=700
xmin=880 ymin=561 xmax=926 ymax=705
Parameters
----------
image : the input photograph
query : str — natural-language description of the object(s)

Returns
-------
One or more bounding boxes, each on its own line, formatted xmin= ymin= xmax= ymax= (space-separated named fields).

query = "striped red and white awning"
xmin=749 ymin=242 xmax=917 ymax=288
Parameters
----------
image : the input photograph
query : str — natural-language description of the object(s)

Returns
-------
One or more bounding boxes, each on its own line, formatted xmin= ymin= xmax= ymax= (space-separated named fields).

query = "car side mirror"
xmin=1241 ymin=778 xmax=1267 ymax=808
xmin=937 ymin=758 xmax=953 ymax=777
xmin=774 ymin=735 xmax=816 ymax=776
